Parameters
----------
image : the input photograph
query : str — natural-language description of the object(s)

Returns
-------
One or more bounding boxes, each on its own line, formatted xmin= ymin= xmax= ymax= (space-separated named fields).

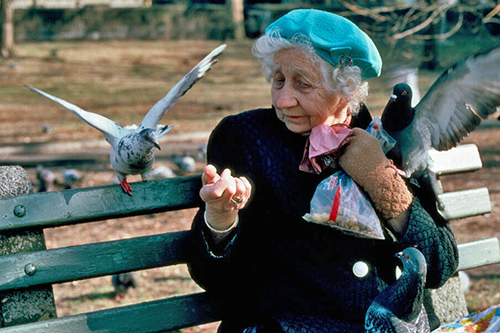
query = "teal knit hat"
xmin=265 ymin=9 xmax=382 ymax=79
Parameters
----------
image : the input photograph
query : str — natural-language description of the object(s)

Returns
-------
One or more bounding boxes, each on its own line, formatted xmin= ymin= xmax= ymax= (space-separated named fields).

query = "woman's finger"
xmin=219 ymin=169 xmax=237 ymax=202
xmin=240 ymin=176 xmax=252 ymax=197
xmin=200 ymin=168 xmax=235 ymax=204
xmin=201 ymin=164 xmax=219 ymax=186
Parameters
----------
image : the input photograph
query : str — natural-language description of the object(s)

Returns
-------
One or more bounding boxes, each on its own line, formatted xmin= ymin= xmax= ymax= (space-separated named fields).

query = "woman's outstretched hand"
xmin=200 ymin=165 xmax=252 ymax=232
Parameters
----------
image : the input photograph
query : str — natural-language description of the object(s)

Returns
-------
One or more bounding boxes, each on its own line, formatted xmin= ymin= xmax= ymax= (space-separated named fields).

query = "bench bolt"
xmin=24 ymin=263 xmax=37 ymax=276
xmin=14 ymin=205 xmax=26 ymax=218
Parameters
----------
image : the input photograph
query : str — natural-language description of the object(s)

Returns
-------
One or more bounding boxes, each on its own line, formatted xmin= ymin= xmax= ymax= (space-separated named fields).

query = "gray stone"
xmin=426 ymin=275 xmax=469 ymax=328
xmin=0 ymin=166 xmax=57 ymax=327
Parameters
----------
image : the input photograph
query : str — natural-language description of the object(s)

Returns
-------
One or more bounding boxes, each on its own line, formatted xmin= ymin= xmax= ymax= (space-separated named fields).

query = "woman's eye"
xmin=298 ymin=81 xmax=312 ymax=89
xmin=273 ymin=77 xmax=285 ymax=88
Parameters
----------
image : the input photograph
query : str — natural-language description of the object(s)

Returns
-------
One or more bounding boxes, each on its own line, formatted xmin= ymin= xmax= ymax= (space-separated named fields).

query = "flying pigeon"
xmin=112 ymin=272 xmax=137 ymax=301
xmin=27 ymin=44 xmax=226 ymax=195
xmin=381 ymin=47 xmax=500 ymax=209
xmin=365 ymin=247 xmax=430 ymax=333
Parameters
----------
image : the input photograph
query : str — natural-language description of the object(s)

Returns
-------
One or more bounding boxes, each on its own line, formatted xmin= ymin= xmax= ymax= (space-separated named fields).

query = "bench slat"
xmin=0 ymin=175 xmax=202 ymax=232
xmin=457 ymin=237 xmax=500 ymax=271
xmin=0 ymin=292 xmax=221 ymax=333
xmin=0 ymin=231 xmax=190 ymax=292
xmin=429 ymin=144 xmax=482 ymax=176
xmin=438 ymin=187 xmax=491 ymax=220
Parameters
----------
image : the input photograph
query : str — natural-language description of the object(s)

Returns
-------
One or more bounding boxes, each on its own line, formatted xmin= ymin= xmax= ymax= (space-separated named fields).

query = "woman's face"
xmin=271 ymin=48 xmax=349 ymax=134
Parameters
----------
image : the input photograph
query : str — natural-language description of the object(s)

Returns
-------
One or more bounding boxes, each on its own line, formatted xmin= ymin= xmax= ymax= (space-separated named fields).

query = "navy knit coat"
xmin=188 ymin=108 xmax=458 ymax=332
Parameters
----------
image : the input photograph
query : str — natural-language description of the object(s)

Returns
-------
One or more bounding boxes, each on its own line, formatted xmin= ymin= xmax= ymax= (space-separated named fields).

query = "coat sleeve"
xmin=186 ymin=115 xmax=246 ymax=293
xmin=396 ymin=197 xmax=459 ymax=288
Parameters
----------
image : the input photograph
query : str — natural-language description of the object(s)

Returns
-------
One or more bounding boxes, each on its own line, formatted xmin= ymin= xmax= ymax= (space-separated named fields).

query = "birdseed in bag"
xmin=303 ymin=170 xmax=385 ymax=240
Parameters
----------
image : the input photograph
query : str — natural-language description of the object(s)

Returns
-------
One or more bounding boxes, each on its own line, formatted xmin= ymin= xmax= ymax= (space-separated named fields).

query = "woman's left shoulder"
xmin=222 ymin=108 xmax=276 ymax=126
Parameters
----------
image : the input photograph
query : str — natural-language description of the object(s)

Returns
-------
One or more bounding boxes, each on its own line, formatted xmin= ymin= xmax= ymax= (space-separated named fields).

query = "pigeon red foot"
xmin=120 ymin=179 xmax=133 ymax=196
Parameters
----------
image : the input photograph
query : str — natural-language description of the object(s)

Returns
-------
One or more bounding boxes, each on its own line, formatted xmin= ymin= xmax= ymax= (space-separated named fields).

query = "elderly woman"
xmin=188 ymin=9 xmax=458 ymax=333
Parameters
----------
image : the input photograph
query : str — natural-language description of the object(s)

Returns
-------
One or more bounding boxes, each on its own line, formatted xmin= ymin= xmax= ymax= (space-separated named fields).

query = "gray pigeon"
xmin=111 ymin=272 xmax=137 ymax=300
xmin=26 ymin=44 xmax=226 ymax=195
xmin=36 ymin=165 xmax=56 ymax=192
xmin=62 ymin=169 xmax=82 ymax=189
xmin=150 ymin=165 xmax=176 ymax=179
xmin=173 ymin=152 xmax=196 ymax=175
xmin=365 ymin=247 xmax=429 ymax=333
xmin=381 ymin=47 xmax=500 ymax=208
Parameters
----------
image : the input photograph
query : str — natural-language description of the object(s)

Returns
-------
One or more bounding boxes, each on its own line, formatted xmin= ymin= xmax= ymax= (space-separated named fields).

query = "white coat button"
xmin=353 ymin=261 xmax=370 ymax=278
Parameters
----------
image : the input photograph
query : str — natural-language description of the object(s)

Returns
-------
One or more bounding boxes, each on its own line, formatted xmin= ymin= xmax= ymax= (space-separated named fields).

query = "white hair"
xmin=252 ymin=31 xmax=369 ymax=115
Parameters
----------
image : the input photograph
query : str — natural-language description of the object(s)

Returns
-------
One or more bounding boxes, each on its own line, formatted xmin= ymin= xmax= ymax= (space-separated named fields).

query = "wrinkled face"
xmin=271 ymin=48 xmax=349 ymax=134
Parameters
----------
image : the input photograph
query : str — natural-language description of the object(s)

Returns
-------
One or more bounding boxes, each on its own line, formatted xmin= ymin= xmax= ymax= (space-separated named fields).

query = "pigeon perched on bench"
xmin=27 ymin=44 xmax=226 ymax=195
xmin=381 ymin=47 xmax=500 ymax=210
xmin=365 ymin=247 xmax=430 ymax=333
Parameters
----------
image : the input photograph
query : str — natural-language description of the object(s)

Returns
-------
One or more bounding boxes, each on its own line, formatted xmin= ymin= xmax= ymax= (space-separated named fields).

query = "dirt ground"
xmin=1 ymin=37 xmax=500 ymax=332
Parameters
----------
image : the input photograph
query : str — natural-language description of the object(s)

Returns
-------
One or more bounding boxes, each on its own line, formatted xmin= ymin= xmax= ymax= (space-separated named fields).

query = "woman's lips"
xmin=285 ymin=115 xmax=303 ymax=120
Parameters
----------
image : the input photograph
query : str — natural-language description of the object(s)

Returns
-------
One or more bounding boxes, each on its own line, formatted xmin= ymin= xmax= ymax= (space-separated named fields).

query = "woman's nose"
xmin=274 ymin=86 xmax=298 ymax=109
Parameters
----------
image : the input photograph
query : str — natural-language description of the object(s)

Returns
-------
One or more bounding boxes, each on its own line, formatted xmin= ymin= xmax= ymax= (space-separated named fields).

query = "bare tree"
xmin=1 ymin=0 xmax=15 ymax=58
xmin=338 ymin=0 xmax=498 ymax=67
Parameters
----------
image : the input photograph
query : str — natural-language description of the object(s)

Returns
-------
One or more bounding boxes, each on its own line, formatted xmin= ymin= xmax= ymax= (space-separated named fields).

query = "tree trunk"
xmin=228 ymin=0 xmax=245 ymax=41
xmin=1 ymin=0 xmax=15 ymax=58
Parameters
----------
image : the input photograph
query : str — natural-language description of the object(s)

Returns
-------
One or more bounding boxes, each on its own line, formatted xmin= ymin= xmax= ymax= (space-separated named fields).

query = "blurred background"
xmin=1 ymin=0 xmax=500 ymax=331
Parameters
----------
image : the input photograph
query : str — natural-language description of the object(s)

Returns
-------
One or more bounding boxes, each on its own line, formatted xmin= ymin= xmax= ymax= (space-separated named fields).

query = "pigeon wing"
xmin=413 ymin=47 xmax=500 ymax=151
xmin=139 ymin=44 xmax=227 ymax=130
xmin=26 ymin=85 xmax=127 ymax=147
xmin=365 ymin=304 xmax=398 ymax=333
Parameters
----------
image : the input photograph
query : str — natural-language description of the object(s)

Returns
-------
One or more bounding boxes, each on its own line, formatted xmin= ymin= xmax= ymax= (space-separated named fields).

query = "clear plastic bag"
xmin=303 ymin=170 xmax=385 ymax=240
xmin=366 ymin=116 xmax=396 ymax=154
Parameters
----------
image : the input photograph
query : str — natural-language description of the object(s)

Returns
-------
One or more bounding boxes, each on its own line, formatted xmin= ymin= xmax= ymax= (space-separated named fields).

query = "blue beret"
xmin=265 ymin=9 xmax=382 ymax=79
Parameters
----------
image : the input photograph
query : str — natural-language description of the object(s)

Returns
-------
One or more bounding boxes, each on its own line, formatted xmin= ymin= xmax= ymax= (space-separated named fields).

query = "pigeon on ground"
xmin=112 ymin=272 xmax=137 ymax=301
xmin=381 ymin=47 xmax=500 ymax=209
xmin=36 ymin=165 xmax=56 ymax=192
xmin=365 ymin=247 xmax=430 ymax=333
xmin=62 ymin=169 xmax=82 ymax=189
xmin=150 ymin=165 xmax=176 ymax=179
xmin=196 ymin=143 xmax=207 ymax=161
xmin=173 ymin=152 xmax=196 ymax=175
xmin=27 ymin=44 xmax=226 ymax=195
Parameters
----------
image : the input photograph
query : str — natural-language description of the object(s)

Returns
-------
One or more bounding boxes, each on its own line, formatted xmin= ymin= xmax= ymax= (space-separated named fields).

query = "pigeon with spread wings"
xmin=27 ymin=44 xmax=226 ymax=195
xmin=381 ymin=47 xmax=500 ymax=209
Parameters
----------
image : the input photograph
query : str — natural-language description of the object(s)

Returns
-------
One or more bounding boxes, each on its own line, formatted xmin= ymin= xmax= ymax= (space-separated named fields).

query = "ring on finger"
xmin=231 ymin=195 xmax=246 ymax=205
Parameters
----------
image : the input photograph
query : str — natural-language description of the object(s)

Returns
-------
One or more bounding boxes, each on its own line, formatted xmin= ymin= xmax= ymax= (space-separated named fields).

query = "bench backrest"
xmin=0 ymin=144 xmax=498 ymax=332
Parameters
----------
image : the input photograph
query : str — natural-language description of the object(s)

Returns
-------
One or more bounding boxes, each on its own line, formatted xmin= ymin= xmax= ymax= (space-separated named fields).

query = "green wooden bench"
xmin=0 ymin=143 xmax=498 ymax=332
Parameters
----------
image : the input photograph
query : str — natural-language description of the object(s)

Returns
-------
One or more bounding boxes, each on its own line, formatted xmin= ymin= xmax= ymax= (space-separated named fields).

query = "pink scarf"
xmin=299 ymin=123 xmax=352 ymax=174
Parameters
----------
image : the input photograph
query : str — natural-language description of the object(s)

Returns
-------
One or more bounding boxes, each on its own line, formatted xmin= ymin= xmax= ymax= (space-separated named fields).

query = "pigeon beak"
xmin=395 ymin=251 xmax=403 ymax=258
xmin=390 ymin=94 xmax=397 ymax=102
xmin=153 ymin=140 xmax=161 ymax=150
